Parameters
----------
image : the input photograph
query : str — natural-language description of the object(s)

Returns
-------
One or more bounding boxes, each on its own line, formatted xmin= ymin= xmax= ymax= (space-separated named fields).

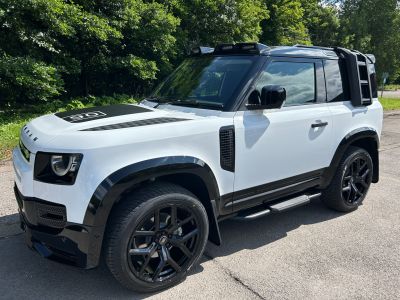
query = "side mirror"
xmin=246 ymin=85 xmax=286 ymax=110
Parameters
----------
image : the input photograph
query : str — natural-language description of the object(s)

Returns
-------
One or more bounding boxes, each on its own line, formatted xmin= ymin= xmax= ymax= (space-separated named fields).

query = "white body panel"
xmin=12 ymin=98 xmax=383 ymax=225
xmin=14 ymin=104 xmax=235 ymax=223
xmin=328 ymin=99 xmax=383 ymax=150
xmin=233 ymin=103 xmax=334 ymax=191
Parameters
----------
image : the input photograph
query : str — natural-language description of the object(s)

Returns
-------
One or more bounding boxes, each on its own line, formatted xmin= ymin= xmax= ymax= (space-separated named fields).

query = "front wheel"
xmin=321 ymin=146 xmax=373 ymax=212
xmin=105 ymin=182 xmax=209 ymax=292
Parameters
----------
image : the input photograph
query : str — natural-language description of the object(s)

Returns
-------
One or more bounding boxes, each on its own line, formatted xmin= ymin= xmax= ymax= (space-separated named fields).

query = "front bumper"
xmin=15 ymin=185 xmax=104 ymax=269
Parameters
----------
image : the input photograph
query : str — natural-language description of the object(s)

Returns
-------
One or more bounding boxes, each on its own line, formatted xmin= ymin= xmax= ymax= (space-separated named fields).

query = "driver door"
xmin=232 ymin=57 xmax=334 ymax=211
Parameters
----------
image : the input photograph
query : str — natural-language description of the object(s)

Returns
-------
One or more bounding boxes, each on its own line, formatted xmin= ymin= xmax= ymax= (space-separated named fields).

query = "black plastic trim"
xmin=15 ymin=185 xmax=102 ymax=269
xmin=83 ymin=156 xmax=222 ymax=248
xmin=320 ymin=127 xmax=379 ymax=188
xmin=219 ymin=126 xmax=235 ymax=172
xmin=222 ymin=169 xmax=324 ymax=212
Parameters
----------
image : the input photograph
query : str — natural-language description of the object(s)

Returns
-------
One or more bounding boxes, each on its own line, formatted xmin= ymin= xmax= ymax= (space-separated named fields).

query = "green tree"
xmin=300 ymin=0 xmax=340 ymax=46
xmin=170 ymin=0 xmax=268 ymax=52
xmin=261 ymin=0 xmax=311 ymax=45
xmin=338 ymin=0 xmax=400 ymax=81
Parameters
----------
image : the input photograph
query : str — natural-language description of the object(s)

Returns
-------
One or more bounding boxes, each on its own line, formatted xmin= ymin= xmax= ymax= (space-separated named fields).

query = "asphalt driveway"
xmin=0 ymin=113 xmax=399 ymax=299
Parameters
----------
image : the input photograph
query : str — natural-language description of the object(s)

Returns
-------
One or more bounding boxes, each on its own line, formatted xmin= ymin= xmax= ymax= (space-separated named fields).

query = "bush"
xmin=0 ymin=55 xmax=64 ymax=107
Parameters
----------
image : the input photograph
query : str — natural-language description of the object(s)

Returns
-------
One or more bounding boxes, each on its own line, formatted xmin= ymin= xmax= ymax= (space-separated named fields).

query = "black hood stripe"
xmin=55 ymin=104 xmax=152 ymax=123
xmin=81 ymin=117 xmax=189 ymax=131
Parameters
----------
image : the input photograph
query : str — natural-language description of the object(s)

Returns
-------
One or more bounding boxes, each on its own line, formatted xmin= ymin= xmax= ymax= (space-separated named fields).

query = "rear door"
xmin=231 ymin=57 xmax=335 ymax=211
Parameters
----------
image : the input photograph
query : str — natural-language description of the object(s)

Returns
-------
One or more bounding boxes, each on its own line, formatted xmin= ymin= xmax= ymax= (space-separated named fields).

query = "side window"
xmin=255 ymin=61 xmax=315 ymax=106
xmin=324 ymin=59 xmax=344 ymax=102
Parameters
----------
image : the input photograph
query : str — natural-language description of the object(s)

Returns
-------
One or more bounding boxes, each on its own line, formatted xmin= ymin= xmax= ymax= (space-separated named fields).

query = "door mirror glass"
xmin=246 ymin=85 xmax=286 ymax=110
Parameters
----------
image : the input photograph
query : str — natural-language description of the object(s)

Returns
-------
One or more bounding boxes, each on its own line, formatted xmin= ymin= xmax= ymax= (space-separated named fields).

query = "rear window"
xmin=324 ymin=60 xmax=344 ymax=102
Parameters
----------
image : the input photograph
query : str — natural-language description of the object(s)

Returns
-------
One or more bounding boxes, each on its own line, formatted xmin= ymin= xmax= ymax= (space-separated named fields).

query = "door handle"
xmin=311 ymin=121 xmax=328 ymax=128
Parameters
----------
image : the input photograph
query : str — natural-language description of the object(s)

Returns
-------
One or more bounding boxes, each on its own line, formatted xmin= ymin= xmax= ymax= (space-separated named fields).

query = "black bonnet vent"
xmin=81 ymin=117 xmax=189 ymax=131
xmin=219 ymin=126 xmax=235 ymax=172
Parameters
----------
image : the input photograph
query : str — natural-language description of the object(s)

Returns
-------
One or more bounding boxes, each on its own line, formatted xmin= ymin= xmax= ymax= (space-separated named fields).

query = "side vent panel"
xmin=219 ymin=126 xmax=235 ymax=172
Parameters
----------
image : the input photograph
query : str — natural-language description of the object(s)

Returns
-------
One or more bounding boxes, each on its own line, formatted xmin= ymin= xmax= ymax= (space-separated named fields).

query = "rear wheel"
xmin=105 ymin=182 xmax=209 ymax=292
xmin=321 ymin=146 xmax=373 ymax=212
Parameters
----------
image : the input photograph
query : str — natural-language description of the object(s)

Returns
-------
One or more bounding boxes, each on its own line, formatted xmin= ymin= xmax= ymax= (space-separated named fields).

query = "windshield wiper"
xmin=162 ymin=99 xmax=224 ymax=109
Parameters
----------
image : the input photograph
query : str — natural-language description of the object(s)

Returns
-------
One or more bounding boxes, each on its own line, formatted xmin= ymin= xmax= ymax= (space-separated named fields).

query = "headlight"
xmin=51 ymin=155 xmax=73 ymax=176
xmin=34 ymin=152 xmax=83 ymax=185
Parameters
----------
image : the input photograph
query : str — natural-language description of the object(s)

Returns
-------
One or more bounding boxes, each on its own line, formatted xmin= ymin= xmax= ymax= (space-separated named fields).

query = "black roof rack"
xmin=213 ymin=43 xmax=269 ymax=55
xmin=190 ymin=46 xmax=214 ymax=56
xmin=293 ymin=44 xmax=334 ymax=51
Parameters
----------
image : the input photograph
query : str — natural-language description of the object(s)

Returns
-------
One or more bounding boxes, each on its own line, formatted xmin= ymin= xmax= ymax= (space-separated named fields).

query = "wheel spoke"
xmin=133 ymin=230 xmax=155 ymax=237
xmin=361 ymin=168 xmax=370 ymax=180
xmin=351 ymin=182 xmax=363 ymax=196
xmin=129 ymin=245 xmax=153 ymax=256
xmin=152 ymin=258 xmax=166 ymax=281
xmin=182 ymin=228 xmax=199 ymax=242
xmin=139 ymin=243 xmax=157 ymax=276
xmin=169 ymin=215 xmax=194 ymax=233
xmin=342 ymin=185 xmax=351 ymax=192
xmin=176 ymin=243 xmax=193 ymax=258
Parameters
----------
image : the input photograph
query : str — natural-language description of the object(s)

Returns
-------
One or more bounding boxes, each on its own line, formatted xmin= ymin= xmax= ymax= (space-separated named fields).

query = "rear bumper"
xmin=15 ymin=185 xmax=104 ymax=269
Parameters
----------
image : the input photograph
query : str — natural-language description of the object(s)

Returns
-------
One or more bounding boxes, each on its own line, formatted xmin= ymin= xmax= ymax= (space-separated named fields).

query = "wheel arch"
xmin=83 ymin=156 xmax=222 ymax=252
xmin=321 ymin=127 xmax=379 ymax=188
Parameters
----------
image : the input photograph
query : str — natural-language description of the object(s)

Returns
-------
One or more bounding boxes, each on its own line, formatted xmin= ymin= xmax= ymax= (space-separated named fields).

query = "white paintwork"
xmin=12 ymin=97 xmax=383 ymax=225
xmin=328 ymin=99 xmax=383 ymax=149
xmin=14 ymin=103 xmax=236 ymax=223
xmin=233 ymin=103 xmax=334 ymax=191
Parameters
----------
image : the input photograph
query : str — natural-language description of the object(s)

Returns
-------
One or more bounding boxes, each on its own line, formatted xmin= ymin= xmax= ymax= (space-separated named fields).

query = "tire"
xmin=104 ymin=182 xmax=209 ymax=292
xmin=321 ymin=146 xmax=373 ymax=212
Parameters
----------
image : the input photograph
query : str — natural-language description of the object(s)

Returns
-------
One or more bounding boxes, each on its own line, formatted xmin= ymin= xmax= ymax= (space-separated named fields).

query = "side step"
xmin=232 ymin=193 xmax=321 ymax=221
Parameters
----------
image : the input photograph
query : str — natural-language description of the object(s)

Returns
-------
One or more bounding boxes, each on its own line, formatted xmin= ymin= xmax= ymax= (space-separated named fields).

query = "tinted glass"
xmin=324 ymin=60 xmax=344 ymax=102
xmin=255 ymin=61 xmax=315 ymax=106
xmin=153 ymin=56 xmax=256 ymax=109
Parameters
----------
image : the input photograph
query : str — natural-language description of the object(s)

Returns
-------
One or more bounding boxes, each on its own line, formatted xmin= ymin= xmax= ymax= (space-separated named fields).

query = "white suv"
xmin=13 ymin=43 xmax=383 ymax=292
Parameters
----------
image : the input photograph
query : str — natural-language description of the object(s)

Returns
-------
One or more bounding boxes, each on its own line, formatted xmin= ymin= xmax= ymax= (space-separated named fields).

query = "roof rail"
xmin=293 ymin=44 xmax=334 ymax=51
xmin=214 ymin=43 xmax=269 ymax=55
xmin=190 ymin=46 xmax=215 ymax=56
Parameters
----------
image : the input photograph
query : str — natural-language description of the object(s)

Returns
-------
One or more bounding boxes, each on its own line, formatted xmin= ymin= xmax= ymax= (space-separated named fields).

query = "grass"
xmin=379 ymin=97 xmax=400 ymax=110
xmin=381 ymin=84 xmax=400 ymax=91
xmin=1 ymin=96 xmax=400 ymax=161
xmin=0 ymin=95 xmax=137 ymax=160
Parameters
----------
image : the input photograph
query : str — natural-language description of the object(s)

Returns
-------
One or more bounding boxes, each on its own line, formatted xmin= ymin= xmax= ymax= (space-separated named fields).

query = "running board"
xmin=269 ymin=193 xmax=321 ymax=212
xmin=232 ymin=193 xmax=321 ymax=221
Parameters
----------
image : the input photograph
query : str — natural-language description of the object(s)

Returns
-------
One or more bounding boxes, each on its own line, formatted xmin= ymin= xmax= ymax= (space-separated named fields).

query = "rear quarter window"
xmin=324 ymin=60 xmax=344 ymax=102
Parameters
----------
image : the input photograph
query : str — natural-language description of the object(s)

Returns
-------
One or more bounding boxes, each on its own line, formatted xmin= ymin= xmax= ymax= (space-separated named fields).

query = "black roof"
xmin=265 ymin=45 xmax=339 ymax=59
xmin=191 ymin=43 xmax=340 ymax=59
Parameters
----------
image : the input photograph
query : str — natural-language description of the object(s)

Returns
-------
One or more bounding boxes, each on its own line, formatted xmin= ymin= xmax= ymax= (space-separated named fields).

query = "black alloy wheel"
xmin=127 ymin=205 xmax=201 ymax=283
xmin=322 ymin=146 xmax=373 ymax=212
xmin=341 ymin=155 xmax=372 ymax=205
xmin=105 ymin=182 xmax=209 ymax=292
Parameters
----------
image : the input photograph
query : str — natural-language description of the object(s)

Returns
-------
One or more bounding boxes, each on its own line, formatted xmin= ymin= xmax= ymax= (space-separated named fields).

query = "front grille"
xmin=36 ymin=202 xmax=67 ymax=228
xmin=81 ymin=117 xmax=189 ymax=131
xmin=219 ymin=126 xmax=235 ymax=172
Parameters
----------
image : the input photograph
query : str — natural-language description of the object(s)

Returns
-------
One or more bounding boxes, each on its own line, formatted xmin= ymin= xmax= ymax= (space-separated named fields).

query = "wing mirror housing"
xmin=246 ymin=85 xmax=286 ymax=110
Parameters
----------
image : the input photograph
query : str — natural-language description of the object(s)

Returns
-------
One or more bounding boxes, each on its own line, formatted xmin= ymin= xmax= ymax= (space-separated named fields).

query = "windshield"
xmin=151 ymin=56 xmax=256 ymax=109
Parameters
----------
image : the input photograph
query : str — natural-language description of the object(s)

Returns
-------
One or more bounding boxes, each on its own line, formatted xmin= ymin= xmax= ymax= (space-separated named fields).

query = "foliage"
xmin=0 ymin=94 xmax=137 ymax=160
xmin=1 ymin=0 xmax=400 ymax=108
xmin=379 ymin=98 xmax=400 ymax=110
xmin=337 ymin=0 xmax=400 ymax=81
xmin=261 ymin=0 xmax=311 ymax=45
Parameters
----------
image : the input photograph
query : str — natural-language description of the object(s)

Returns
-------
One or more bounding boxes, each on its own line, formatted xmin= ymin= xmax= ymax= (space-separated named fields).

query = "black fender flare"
xmin=83 ymin=156 xmax=222 ymax=253
xmin=321 ymin=127 xmax=379 ymax=188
